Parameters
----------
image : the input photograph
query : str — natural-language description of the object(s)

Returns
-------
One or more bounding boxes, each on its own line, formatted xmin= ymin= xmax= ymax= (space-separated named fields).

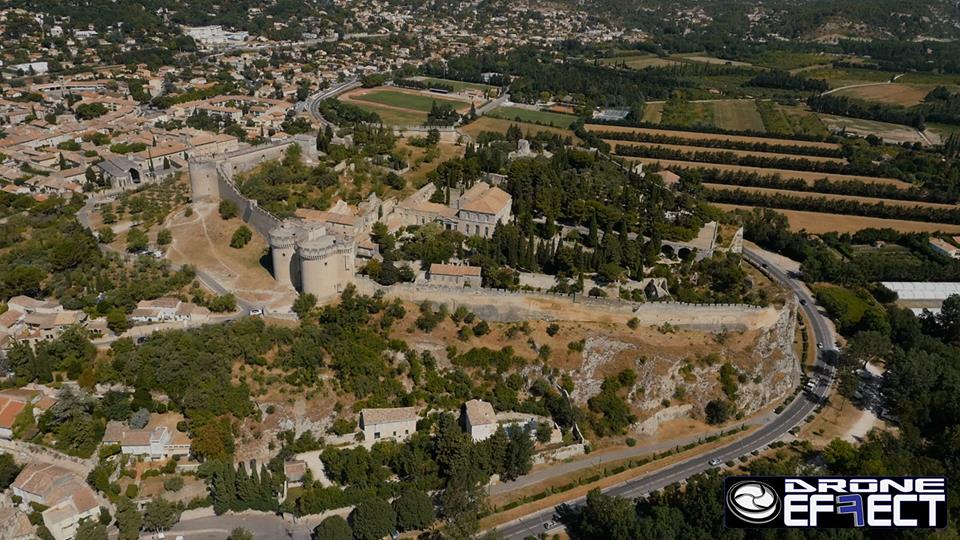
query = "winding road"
xmin=495 ymin=247 xmax=838 ymax=539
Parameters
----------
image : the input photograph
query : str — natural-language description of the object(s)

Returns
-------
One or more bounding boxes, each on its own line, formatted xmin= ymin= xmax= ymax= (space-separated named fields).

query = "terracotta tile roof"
xmin=361 ymin=407 xmax=419 ymax=426
xmin=458 ymin=185 xmax=510 ymax=215
xmin=464 ymin=399 xmax=496 ymax=426
xmin=0 ymin=398 xmax=25 ymax=429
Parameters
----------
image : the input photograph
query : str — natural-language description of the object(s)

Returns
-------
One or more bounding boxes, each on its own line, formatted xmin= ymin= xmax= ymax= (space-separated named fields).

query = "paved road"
xmin=306 ymin=79 xmax=361 ymax=126
xmin=495 ymin=247 xmax=838 ymax=540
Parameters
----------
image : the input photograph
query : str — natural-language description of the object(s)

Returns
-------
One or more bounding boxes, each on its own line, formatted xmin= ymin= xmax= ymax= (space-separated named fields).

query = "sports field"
xmin=350 ymin=88 xmax=469 ymax=112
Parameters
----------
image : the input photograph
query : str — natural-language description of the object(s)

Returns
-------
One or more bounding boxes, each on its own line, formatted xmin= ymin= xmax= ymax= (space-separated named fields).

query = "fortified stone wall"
xmin=353 ymin=277 xmax=773 ymax=331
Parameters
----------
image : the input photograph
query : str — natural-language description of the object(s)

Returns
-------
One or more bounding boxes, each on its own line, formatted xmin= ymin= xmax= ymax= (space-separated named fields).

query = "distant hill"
xmin=574 ymin=0 xmax=960 ymax=41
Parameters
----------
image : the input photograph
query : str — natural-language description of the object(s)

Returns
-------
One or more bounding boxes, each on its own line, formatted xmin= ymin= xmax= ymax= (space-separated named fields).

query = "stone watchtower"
xmin=188 ymin=158 xmax=219 ymax=202
xmin=268 ymin=223 xmax=298 ymax=289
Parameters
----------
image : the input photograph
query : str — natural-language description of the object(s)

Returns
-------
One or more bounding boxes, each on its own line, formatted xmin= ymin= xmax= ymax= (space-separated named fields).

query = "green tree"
xmin=97 ymin=227 xmax=115 ymax=244
xmin=142 ymin=497 xmax=180 ymax=531
xmin=312 ymin=515 xmax=352 ymax=540
xmin=393 ymin=488 xmax=436 ymax=532
xmin=227 ymin=528 xmax=254 ymax=540
xmin=0 ymin=452 xmax=21 ymax=490
xmin=115 ymin=498 xmax=142 ymax=540
xmin=577 ymin=488 xmax=640 ymax=540
xmin=126 ymin=228 xmax=148 ymax=252
xmin=349 ymin=497 xmax=396 ymax=540
xmin=230 ymin=225 xmax=252 ymax=248
xmin=293 ymin=293 xmax=318 ymax=318
xmin=219 ymin=200 xmax=238 ymax=220
xmin=157 ymin=229 xmax=172 ymax=246
xmin=704 ymin=399 xmax=734 ymax=425
xmin=75 ymin=520 xmax=108 ymax=540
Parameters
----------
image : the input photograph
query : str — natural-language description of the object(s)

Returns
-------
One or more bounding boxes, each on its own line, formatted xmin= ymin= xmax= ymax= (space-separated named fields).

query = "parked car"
xmin=249 ymin=308 xmax=264 ymax=317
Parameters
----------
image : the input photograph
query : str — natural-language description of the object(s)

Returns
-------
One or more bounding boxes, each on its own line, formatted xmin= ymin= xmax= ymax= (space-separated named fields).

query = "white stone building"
xmin=360 ymin=407 xmax=419 ymax=442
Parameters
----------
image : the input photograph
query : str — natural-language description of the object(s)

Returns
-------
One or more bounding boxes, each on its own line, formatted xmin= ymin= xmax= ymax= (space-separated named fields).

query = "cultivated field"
xmin=705 ymin=184 xmax=959 ymax=209
xmin=588 ymin=125 xmax=842 ymax=150
xmin=710 ymin=100 xmax=765 ymax=131
xmin=609 ymin=140 xmax=846 ymax=163
xmin=714 ymin=203 xmax=960 ymax=234
xmin=623 ymin=156 xmax=909 ymax=187
xmin=487 ymin=106 xmax=578 ymax=128
xmin=600 ymin=54 xmax=682 ymax=69
xmin=461 ymin=116 xmax=577 ymax=140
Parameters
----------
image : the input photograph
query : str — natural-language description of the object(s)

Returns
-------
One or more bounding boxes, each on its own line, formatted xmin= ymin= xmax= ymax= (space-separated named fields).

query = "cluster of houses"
xmin=10 ymin=463 xmax=101 ymax=540
xmin=358 ymin=398 xmax=539 ymax=444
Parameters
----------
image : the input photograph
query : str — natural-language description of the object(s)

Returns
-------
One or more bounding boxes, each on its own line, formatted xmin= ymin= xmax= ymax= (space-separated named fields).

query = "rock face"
xmin=569 ymin=299 xmax=801 ymax=435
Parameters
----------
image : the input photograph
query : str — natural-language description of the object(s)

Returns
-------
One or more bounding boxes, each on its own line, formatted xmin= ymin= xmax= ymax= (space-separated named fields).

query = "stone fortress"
xmin=188 ymin=135 xmax=513 ymax=301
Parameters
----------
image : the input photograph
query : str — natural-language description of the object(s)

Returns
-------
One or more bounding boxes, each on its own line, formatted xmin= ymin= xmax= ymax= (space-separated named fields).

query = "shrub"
xmin=218 ymin=200 xmax=238 ymax=220
xmin=230 ymin=225 xmax=252 ymax=248
xmin=163 ymin=476 xmax=184 ymax=492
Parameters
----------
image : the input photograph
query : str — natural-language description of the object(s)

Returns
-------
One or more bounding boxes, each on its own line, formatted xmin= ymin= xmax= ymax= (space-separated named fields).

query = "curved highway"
xmin=496 ymin=247 xmax=837 ymax=539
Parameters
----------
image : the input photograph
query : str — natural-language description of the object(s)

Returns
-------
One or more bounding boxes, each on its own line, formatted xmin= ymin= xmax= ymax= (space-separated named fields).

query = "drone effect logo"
xmin=724 ymin=476 xmax=947 ymax=529
xmin=726 ymin=481 xmax=781 ymax=524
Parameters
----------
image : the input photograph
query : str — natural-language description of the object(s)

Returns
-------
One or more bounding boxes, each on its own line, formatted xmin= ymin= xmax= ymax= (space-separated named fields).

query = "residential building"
xmin=360 ymin=407 xmax=419 ymax=442
xmin=930 ymin=237 xmax=960 ymax=259
xmin=425 ymin=263 xmax=482 ymax=288
xmin=11 ymin=463 xmax=100 ymax=540
xmin=102 ymin=421 xmax=191 ymax=460
xmin=463 ymin=399 xmax=497 ymax=442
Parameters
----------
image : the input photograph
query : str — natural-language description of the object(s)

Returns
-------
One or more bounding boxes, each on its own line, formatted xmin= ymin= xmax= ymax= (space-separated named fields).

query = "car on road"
xmin=816 ymin=342 xmax=823 ymax=349
xmin=543 ymin=520 xmax=556 ymax=530
xmin=709 ymin=458 xmax=722 ymax=467
xmin=799 ymin=299 xmax=807 ymax=306
xmin=249 ymin=308 xmax=264 ymax=317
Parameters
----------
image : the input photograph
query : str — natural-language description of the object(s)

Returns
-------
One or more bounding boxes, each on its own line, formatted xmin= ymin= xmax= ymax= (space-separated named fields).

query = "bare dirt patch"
xmin=166 ymin=202 xmax=297 ymax=310
xmin=834 ymin=83 xmax=933 ymax=107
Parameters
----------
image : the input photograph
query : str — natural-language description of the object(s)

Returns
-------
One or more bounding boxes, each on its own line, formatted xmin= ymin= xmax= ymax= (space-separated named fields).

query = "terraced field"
xmin=705 ymin=184 xmax=957 ymax=209
xmin=593 ymin=123 xmax=960 ymax=233
xmin=623 ymin=156 xmax=908 ymax=187
xmin=714 ymin=204 xmax=960 ymax=234
xmin=588 ymin=125 xmax=841 ymax=150
xmin=609 ymin=140 xmax=846 ymax=164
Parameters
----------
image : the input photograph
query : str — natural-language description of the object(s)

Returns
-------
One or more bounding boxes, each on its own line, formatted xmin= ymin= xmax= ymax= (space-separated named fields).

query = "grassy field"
xmin=660 ymin=95 xmax=714 ymax=128
xmin=420 ymin=77 xmax=497 ymax=93
xmin=587 ymin=125 xmax=841 ymax=149
xmin=341 ymin=100 xmax=427 ymax=126
xmin=715 ymin=203 xmax=960 ymax=234
xmin=642 ymin=102 xmax=664 ymax=123
xmin=461 ymin=116 xmax=577 ymax=140
xmin=600 ymin=54 xmax=682 ymax=69
xmin=804 ymin=67 xmax=897 ymax=88
xmin=833 ymin=83 xmax=934 ymax=107
xmin=350 ymin=88 xmax=468 ymax=112
xmin=710 ymin=100 xmax=765 ymax=131
xmin=487 ymin=106 xmax=579 ymax=128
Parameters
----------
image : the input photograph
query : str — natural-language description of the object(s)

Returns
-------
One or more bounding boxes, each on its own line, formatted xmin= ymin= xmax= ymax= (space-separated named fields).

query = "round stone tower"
xmin=297 ymin=235 xmax=355 ymax=301
xmin=268 ymin=223 xmax=298 ymax=289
